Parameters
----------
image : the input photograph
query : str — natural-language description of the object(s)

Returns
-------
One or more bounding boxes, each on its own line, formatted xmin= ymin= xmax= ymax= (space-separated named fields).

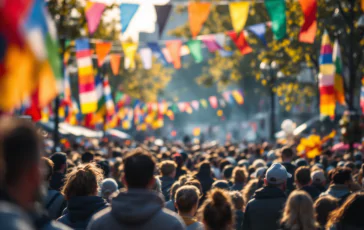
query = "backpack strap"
xmin=46 ymin=192 xmax=61 ymax=209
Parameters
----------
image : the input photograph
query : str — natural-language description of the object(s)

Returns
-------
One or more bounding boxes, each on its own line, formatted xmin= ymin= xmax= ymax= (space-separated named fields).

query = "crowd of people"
xmin=0 ymin=117 xmax=364 ymax=230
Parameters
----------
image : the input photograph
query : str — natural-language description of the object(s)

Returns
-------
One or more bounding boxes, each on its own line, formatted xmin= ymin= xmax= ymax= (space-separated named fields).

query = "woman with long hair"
xmin=327 ymin=192 xmax=364 ymax=230
xmin=313 ymin=196 xmax=338 ymax=230
xmin=280 ymin=190 xmax=319 ymax=230
xmin=195 ymin=161 xmax=215 ymax=196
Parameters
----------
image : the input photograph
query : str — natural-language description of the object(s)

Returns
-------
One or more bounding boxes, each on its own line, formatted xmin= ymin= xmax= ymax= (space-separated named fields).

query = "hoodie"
xmin=242 ymin=186 xmax=286 ymax=230
xmin=87 ymin=189 xmax=185 ymax=230
xmin=160 ymin=176 xmax=175 ymax=201
xmin=320 ymin=184 xmax=351 ymax=204
xmin=58 ymin=196 xmax=108 ymax=230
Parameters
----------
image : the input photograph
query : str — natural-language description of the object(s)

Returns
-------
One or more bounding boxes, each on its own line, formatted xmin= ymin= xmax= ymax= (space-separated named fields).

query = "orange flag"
xmin=95 ymin=41 xmax=112 ymax=67
xmin=110 ymin=54 xmax=121 ymax=76
xmin=298 ymin=0 xmax=317 ymax=44
xmin=188 ymin=2 xmax=212 ymax=38
xmin=166 ymin=40 xmax=182 ymax=69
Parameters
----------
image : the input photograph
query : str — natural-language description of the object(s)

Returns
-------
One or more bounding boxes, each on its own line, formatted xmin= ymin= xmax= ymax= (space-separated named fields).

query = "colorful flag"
xmin=103 ymin=76 xmax=115 ymax=117
xmin=186 ymin=40 xmax=203 ymax=63
xmin=95 ymin=41 xmax=112 ymax=67
xmin=319 ymin=31 xmax=335 ymax=75
xmin=147 ymin=42 xmax=167 ymax=65
xmin=222 ymin=91 xmax=233 ymax=103
xmin=247 ymin=23 xmax=267 ymax=46
xmin=63 ymin=67 xmax=71 ymax=106
xmin=76 ymin=39 xmax=97 ymax=114
xmin=191 ymin=100 xmax=200 ymax=110
xmin=229 ymin=2 xmax=250 ymax=33
xmin=232 ymin=90 xmax=244 ymax=105
xmin=110 ymin=54 xmax=121 ymax=76
xmin=227 ymin=31 xmax=252 ymax=55
xmin=200 ymin=35 xmax=221 ymax=53
xmin=332 ymin=40 xmax=345 ymax=105
xmin=120 ymin=3 xmax=139 ymax=33
xmin=165 ymin=40 xmax=182 ymax=69
xmin=139 ymin=47 xmax=152 ymax=69
xmin=209 ymin=96 xmax=218 ymax=109
xmin=95 ymin=74 xmax=104 ymax=111
xmin=85 ymin=2 xmax=106 ymax=35
xmin=188 ymin=2 xmax=212 ymax=38
xmin=154 ymin=4 xmax=172 ymax=38
xmin=162 ymin=48 xmax=172 ymax=63
xmin=200 ymin=99 xmax=208 ymax=108
xmin=122 ymin=41 xmax=138 ymax=69
xmin=264 ymin=0 xmax=286 ymax=40
xmin=298 ymin=0 xmax=317 ymax=44
xmin=361 ymin=77 xmax=364 ymax=113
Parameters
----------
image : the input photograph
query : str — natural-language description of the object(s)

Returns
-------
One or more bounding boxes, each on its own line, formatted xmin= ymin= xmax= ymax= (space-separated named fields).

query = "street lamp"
xmin=260 ymin=61 xmax=278 ymax=141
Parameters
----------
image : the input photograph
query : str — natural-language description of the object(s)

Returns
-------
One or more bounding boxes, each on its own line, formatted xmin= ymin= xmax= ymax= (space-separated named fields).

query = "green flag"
xmin=264 ymin=0 xmax=286 ymax=40
xmin=187 ymin=40 xmax=203 ymax=63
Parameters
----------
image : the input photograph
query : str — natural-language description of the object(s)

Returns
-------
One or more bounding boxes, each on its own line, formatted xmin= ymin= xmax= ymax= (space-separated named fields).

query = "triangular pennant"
xmin=264 ymin=0 xmax=287 ymax=40
xmin=85 ymin=2 xmax=106 ymax=35
xmin=209 ymin=96 xmax=218 ymax=109
xmin=188 ymin=2 xmax=212 ymax=38
xmin=165 ymin=40 xmax=182 ymax=69
xmin=227 ymin=31 xmax=252 ymax=55
xmin=154 ymin=4 xmax=172 ymax=38
xmin=200 ymin=99 xmax=208 ymax=108
xmin=122 ymin=42 xmax=138 ymax=69
xmin=232 ymin=90 xmax=244 ymax=105
xmin=147 ymin=42 xmax=167 ymax=65
xmin=120 ymin=3 xmax=140 ymax=33
xmin=191 ymin=100 xmax=200 ymax=110
xmin=162 ymin=48 xmax=172 ymax=63
xmin=219 ymin=98 xmax=226 ymax=108
xmin=177 ymin=102 xmax=186 ymax=112
xmin=139 ymin=47 xmax=152 ymax=69
xmin=298 ymin=0 xmax=317 ymax=43
xmin=229 ymin=2 xmax=250 ymax=33
xmin=222 ymin=91 xmax=233 ymax=103
xmin=247 ymin=23 xmax=267 ymax=46
xmin=95 ymin=41 xmax=112 ymax=67
xmin=201 ymin=35 xmax=221 ymax=53
xmin=186 ymin=40 xmax=203 ymax=63
xmin=110 ymin=54 xmax=121 ymax=76
xmin=214 ymin=33 xmax=226 ymax=48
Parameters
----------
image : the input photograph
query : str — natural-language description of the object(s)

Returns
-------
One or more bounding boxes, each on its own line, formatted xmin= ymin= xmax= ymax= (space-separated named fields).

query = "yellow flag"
xmin=200 ymin=99 xmax=208 ymax=108
xmin=229 ymin=2 xmax=250 ymax=33
xmin=122 ymin=41 xmax=138 ymax=69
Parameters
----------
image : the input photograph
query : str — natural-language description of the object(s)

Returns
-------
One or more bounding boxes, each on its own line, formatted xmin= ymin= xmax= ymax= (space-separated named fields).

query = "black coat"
xmin=281 ymin=162 xmax=296 ymax=194
xmin=160 ymin=176 xmax=175 ymax=201
xmin=50 ymin=172 xmax=65 ymax=192
xmin=300 ymin=185 xmax=321 ymax=201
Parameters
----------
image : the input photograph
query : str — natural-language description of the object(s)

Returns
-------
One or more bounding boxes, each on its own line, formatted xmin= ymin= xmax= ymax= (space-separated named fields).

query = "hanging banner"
xmin=201 ymin=35 xmax=221 ymax=53
xmin=110 ymin=54 xmax=121 ymax=76
xmin=227 ymin=31 xmax=252 ymax=55
xmin=155 ymin=4 xmax=172 ymax=38
xmin=165 ymin=40 xmax=182 ymax=69
xmin=264 ymin=0 xmax=286 ymax=40
xmin=188 ymin=2 xmax=212 ymax=38
xmin=140 ymin=47 xmax=153 ymax=69
xmin=247 ymin=23 xmax=267 ymax=46
xmin=85 ymin=2 xmax=106 ymax=35
xmin=162 ymin=48 xmax=173 ymax=63
xmin=186 ymin=40 xmax=203 ymax=63
xmin=200 ymin=99 xmax=208 ymax=108
xmin=122 ymin=41 xmax=138 ymax=69
xmin=298 ymin=0 xmax=317 ymax=43
xmin=229 ymin=2 xmax=250 ymax=33
xmin=95 ymin=74 xmax=104 ymax=111
xmin=332 ymin=40 xmax=345 ymax=105
xmin=222 ymin=91 xmax=232 ymax=103
xmin=103 ymin=76 xmax=115 ymax=116
xmin=191 ymin=100 xmax=200 ymax=110
xmin=232 ymin=90 xmax=244 ymax=105
xmin=95 ymin=41 xmax=112 ymax=67
xmin=147 ymin=42 xmax=168 ymax=65
xmin=319 ymin=32 xmax=335 ymax=75
xmin=120 ymin=3 xmax=140 ymax=33
xmin=213 ymin=33 xmax=226 ymax=48
xmin=209 ymin=96 xmax=218 ymax=109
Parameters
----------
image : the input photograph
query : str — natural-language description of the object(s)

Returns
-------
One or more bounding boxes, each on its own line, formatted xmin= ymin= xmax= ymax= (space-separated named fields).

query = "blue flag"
xmin=120 ymin=3 xmax=139 ymax=33
xmin=247 ymin=23 xmax=267 ymax=46
xmin=147 ymin=42 xmax=167 ymax=66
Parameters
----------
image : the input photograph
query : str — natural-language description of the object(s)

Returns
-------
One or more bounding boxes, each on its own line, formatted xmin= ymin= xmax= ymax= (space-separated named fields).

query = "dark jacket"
xmin=242 ymin=186 xmax=286 ymax=230
xmin=312 ymin=183 xmax=326 ymax=193
xmin=45 ymin=189 xmax=67 ymax=220
xmin=0 ymin=201 xmax=35 ymax=230
xmin=231 ymin=183 xmax=244 ymax=191
xmin=50 ymin=172 xmax=65 ymax=192
xmin=58 ymin=196 xmax=108 ymax=230
xmin=160 ymin=176 xmax=175 ymax=201
xmin=300 ymin=185 xmax=321 ymax=201
xmin=281 ymin=162 xmax=296 ymax=194
xmin=196 ymin=174 xmax=215 ymax=195
xmin=320 ymin=184 xmax=351 ymax=205
xmin=87 ymin=189 xmax=185 ymax=230
xmin=175 ymin=167 xmax=188 ymax=180
xmin=235 ymin=210 xmax=244 ymax=230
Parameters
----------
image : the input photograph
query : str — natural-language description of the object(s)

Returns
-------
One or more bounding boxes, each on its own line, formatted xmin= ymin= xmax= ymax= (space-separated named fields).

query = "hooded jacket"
xmin=160 ymin=176 xmax=175 ymax=201
xmin=320 ymin=184 xmax=351 ymax=204
xmin=87 ymin=189 xmax=185 ymax=230
xmin=300 ymin=185 xmax=321 ymax=201
xmin=242 ymin=186 xmax=286 ymax=230
xmin=58 ymin=196 xmax=108 ymax=230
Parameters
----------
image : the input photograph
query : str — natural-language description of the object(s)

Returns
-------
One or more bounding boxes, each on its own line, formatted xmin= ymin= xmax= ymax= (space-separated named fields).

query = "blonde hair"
xmin=242 ymin=178 xmax=260 ymax=204
xmin=280 ymin=190 xmax=318 ymax=230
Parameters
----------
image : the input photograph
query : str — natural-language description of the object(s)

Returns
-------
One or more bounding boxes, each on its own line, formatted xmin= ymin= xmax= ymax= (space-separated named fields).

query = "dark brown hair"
xmin=232 ymin=167 xmax=248 ymax=184
xmin=281 ymin=146 xmax=294 ymax=159
xmin=61 ymin=163 xmax=103 ymax=200
xmin=314 ymin=195 xmax=338 ymax=228
xmin=175 ymin=185 xmax=200 ymax=213
xmin=295 ymin=166 xmax=311 ymax=186
xmin=331 ymin=167 xmax=352 ymax=185
xmin=160 ymin=160 xmax=177 ymax=177
xmin=229 ymin=191 xmax=244 ymax=210
xmin=42 ymin=157 xmax=54 ymax=181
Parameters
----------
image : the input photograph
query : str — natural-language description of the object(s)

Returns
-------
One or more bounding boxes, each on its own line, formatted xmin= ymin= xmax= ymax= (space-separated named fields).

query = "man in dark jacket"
xmin=50 ymin=152 xmax=67 ymax=191
xmin=320 ymin=167 xmax=352 ymax=205
xmin=280 ymin=147 xmax=296 ymax=194
xmin=87 ymin=148 xmax=185 ymax=230
xmin=159 ymin=160 xmax=177 ymax=201
xmin=242 ymin=163 xmax=290 ymax=230
xmin=295 ymin=166 xmax=321 ymax=200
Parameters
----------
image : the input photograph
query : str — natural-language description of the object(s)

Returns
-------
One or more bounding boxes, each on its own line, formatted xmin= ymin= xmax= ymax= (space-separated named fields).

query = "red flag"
xmin=25 ymin=90 xmax=41 ymax=121
xmin=188 ymin=2 xmax=212 ymax=38
xmin=227 ymin=31 xmax=252 ymax=55
xmin=166 ymin=40 xmax=182 ymax=69
xmin=209 ymin=96 xmax=218 ymax=109
xmin=298 ymin=0 xmax=317 ymax=43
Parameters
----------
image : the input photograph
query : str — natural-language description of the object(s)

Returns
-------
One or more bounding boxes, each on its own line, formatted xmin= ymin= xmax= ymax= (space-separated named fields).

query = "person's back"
xmin=87 ymin=148 xmax=185 ymax=230
xmin=280 ymin=147 xmax=296 ymax=194
xmin=49 ymin=153 xmax=67 ymax=192
xmin=0 ymin=200 xmax=35 ymax=230
xmin=295 ymin=166 xmax=321 ymax=201
xmin=159 ymin=160 xmax=177 ymax=201
xmin=320 ymin=167 xmax=352 ymax=205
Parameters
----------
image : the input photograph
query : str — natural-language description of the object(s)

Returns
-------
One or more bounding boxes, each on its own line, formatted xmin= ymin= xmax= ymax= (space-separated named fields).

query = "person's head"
xmin=311 ymin=170 xmax=326 ymax=186
xmin=197 ymin=161 xmax=212 ymax=177
xmin=229 ymin=191 xmax=244 ymax=211
xmin=295 ymin=166 xmax=311 ymax=188
xmin=122 ymin=148 xmax=156 ymax=189
xmin=173 ymin=153 xmax=184 ymax=168
xmin=281 ymin=190 xmax=318 ymax=230
xmin=295 ymin=158 xmax=308 ymax=168
xmin=314 ymin=195 xmax=338 ymax=228
xmin=252 ymin=159 xmax=266 ymax=169
xmin=331 ymin=167 xmax=352 ymax=185
xmin=251 ymin=167 xmax=268 ymax=180
xmin=212 ymin=180 xmax=230 ymax=190
xmin=160 ymin=160 xmax=177 ymax=178
xmin=327 ymin=192 xmax=364 ymax=228
xmin=97 ymin=160 xmax=110 ymax=177
xmin=232 ymin=167 xmax=248 ymax=184
xmin=185 ymin=179 xmax=203 ymax=195
xmin=0 ymin=118 xmax=43 ymax=209
xmin=281 ymin=146 xmax=294 ymax=161
xmin=100 ymin=178 xmax=119 ymax=202
xmin=175 ymin=185 xmax=200 ymax=216
xmin=199 ymin=189 xmax=234 ymax=230
xmin=219 ymin=159 xmax=231 ymax=172
xmin=264 ymin=163 xmax=291 ymax=191
xmin=42 ymin=157 xmax=54 ymax=182
xmin=50 ymin=152 xmax=67 ymax=174
xmin=81 ymin=151 xmax=94 ymax=163
xmin=61 ymin=163 xmax=104 ymax=200
xmin=222 ymin=165 xmax=234 ymax=180
xmin=169 ymin=182 xmax=180 ymax=201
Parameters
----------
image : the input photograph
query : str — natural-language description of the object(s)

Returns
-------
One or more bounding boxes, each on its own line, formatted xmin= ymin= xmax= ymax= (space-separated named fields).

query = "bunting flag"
xmin=200 ymin=99 xmax=208 ymax=108
xmin=191 ymin=100 xmax=200 ymax=110
xmin=110 ymin=54 xmax=121 ymax=76
xmin=95 ymin=74 xmax=104 ymax=111
xmin=247 ymin=23 xmax=267 ymax=46
xmin=120 ymin=3 xmax=139 ymax=33
xmin=332 ymin=40 xmax=345 ymax=105
xmin=85 ymin=2 xmax=106 ymax=35
xmin=139 ymin=47 xmax=152 ymax=69
xmin=95 ymin=41 xmax=112 ymax=67
xmin=232 ymin=90 xmax=244 ymax=105
xmin=162 ymin=48 xmax=172 ymax=63
xmin=319 ymin=32 xmax=335 ymax=118
xmin=165 ymin=40 xmax=182 ymax=69
xmin=209 ymin=96 xmax=218 ymax=109
xmin=63 ymin=67 xmax=71 ymax=106
xmin=76 ymin=39 xmax=97 ymax=114
xmin=219 ymin=99 xmax=226 ymax=108
xmin=227 ymin=31 xmax=252 ymax=55
xmin=201 ymin=35 xmax=221 ymax=53
xmin=177 ymin=102 xmax=186 ymax=112
xmin=298 ymin=0 xmax=317 ymax=43
xmin=155 ymin=4 xmax=172 ymax=38
xmin=361 ymin=77 xmax=364 ymax=113
xmin=264 ymin=0 xmax=286 ymax=40
xmin=186 ymin=40 xmax=203 ymax=63
xmin=188 ymin=2 xmax=212 ymax=38
xmin=214 ymin=33 xmax=226 ymax=48
xmin=122 ymin=41 xmax=138 ymax=69
xmin=103 ymin=76 xmax=115 ymax=116
xmin=147 ymin=42 xmax=168 ymax=65
xmin=222 ymin=91 xmax=233 ymax=103
xmin=229 ymin=2 xmax=250 ymax=33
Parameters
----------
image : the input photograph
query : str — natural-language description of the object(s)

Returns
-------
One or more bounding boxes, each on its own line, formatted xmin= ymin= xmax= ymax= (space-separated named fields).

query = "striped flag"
xmin=361 ymin=77 xmax=364 ymax=114
xmin=333 ymin=40 xmax=345 ymax=105
xmin=103 ymin=76 xmax=115 ymax=117
xmin=95 ymin=74 xmax=104 ymax=111
xmin=62 ymin=67 xmax=71 ymax=106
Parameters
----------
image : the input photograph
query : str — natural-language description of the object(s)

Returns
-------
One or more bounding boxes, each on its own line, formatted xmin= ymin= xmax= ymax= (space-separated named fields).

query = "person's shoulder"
xmin=159 ymin=208 xmax=185 ymax=226
xmin=0 ymin=201 xmax=34 ymax=230
xmin=87 ymin=207 xmax=112 ymax=230
xmin=42 ymin=220 xmax=72 ymax=230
